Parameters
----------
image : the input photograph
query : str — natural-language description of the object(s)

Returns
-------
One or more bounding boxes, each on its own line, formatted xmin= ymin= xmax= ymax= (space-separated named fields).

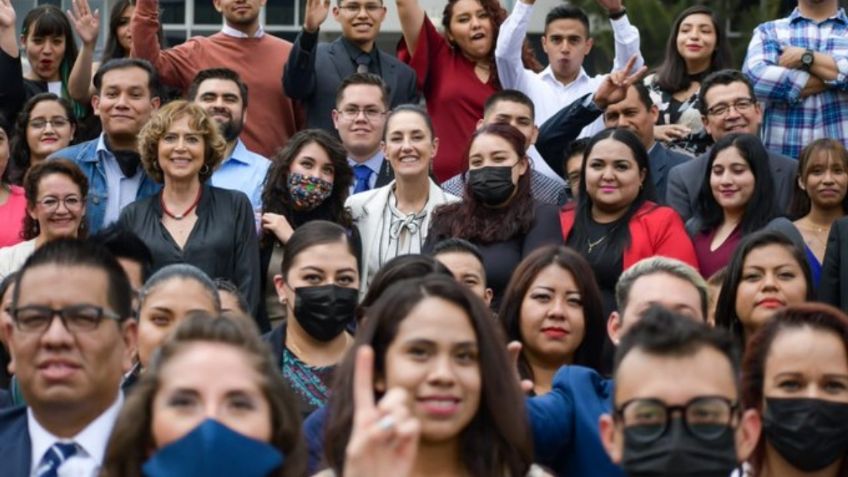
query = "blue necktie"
xmin=36 ymin=442 xmax=79 ymax=477
xmin=353 ymin=164 xmax=373 ymax=194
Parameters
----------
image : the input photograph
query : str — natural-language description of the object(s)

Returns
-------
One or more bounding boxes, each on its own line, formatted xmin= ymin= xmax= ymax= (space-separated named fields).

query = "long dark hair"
xmin=101 ymin=0 xmax=134 ymax=63
xmin=567 ymin=128 xmax=657 ymax=258
xmin=429 ymin=123 xmax=535 ymax=244
xmin=714 ymin=230 xmax=814 ymax=351
xmin=9 ymin=93 xmax=77 ymax=185
xmin=323 ymin=275 xmax=533 ymax=476
xmin=21 ymin=5 xmax=87 ymax=119
xmin=742 ymin=303 xmax=848 ymax=477
xmin=261 ymin=129 xmax=353 ymax=247
xmin=654 ymin=6 xmax=732 ymax=93
xmin=695 ymin=133 xmax=778 ymax=234
xmin=0 ymin=115 xmax=11 ymax=185
xmin=788 ymin=138 xmax=848 ymax=219
xmin=498 ymin=246 xmax=606 ymax=378
xmin=441 ymin=0 xmax=541 ymax=88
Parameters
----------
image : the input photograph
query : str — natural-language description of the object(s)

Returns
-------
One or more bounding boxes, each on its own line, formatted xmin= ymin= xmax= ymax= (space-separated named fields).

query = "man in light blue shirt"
xmin=188 ymin=68 xmax=271 ymax=214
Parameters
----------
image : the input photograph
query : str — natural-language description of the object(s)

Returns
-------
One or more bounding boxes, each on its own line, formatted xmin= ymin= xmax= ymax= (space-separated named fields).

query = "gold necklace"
xmin=588 ymin=236 xmax=605 ymax=254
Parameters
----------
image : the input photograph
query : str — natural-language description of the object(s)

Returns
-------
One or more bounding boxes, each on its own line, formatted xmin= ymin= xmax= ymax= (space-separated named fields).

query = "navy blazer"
xmin=283 ymin=32 xmax=420 ymax=131
xmin=0 ymin=406 xmax=32 ymax=477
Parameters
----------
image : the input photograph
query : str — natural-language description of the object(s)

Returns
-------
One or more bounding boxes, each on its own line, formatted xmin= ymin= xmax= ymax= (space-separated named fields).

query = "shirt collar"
xmin=225 ymin=139 xmax=252 ymax=166
xmin=347 ymin=151 xmax=384 ymax=174
xmin=539 ymin=65 xmax=590 ymax=87
xmin=28 ymin=393 xmax=124 ymax=473
xmin=789 ymin=7 xmax=848 ymax=24
xmin=95 ymin=133 xmax=116 ymax=162
xmin=221 ymin=23 xmax=265 ymax=38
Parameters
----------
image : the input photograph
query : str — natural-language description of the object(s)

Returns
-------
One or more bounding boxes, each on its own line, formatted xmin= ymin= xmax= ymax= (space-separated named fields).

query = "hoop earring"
xmin=200 ymin=164 xmax=210 ymax=175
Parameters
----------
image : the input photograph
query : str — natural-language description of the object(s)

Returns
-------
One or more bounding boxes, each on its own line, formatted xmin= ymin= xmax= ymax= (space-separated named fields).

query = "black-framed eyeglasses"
xmin=7 ymin=304 xmax=121 ymax=333
xmin=614 ymin=396 xmax=739 ymax=442
xmin=706 ymin=98 xmax=756 ymax=117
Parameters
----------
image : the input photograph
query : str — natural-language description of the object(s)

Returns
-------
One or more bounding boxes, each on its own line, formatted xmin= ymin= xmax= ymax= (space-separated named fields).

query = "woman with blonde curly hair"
xmin=119 ymin=100 xmax=261 ymax=321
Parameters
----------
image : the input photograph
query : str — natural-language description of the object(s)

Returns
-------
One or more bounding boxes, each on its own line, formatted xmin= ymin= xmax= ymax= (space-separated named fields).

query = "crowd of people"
xmin=0 ymin=0 xmax=847 ymax=475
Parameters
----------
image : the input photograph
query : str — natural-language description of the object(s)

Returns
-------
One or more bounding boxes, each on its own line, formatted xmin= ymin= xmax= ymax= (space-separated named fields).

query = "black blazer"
xmin=820 ymin=217 xmax=848 ymax=311
xmin=0 ymin=406 xmax=31 ymax=477
xmin=283 ymin=32 xmax=420 ymax=131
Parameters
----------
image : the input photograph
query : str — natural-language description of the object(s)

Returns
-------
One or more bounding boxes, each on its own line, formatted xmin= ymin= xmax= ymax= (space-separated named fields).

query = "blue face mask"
xmin=142 ymin=419 xmax=284 ymax=477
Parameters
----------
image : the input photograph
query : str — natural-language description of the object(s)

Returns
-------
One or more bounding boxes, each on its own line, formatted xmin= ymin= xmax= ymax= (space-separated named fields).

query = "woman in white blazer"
xmin=346 ymin=105 xmax=459 ymax=291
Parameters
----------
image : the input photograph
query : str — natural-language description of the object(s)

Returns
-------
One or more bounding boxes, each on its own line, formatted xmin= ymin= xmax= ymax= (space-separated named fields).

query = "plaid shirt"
xmin=743 ymin=7 xmax=848 ymax=159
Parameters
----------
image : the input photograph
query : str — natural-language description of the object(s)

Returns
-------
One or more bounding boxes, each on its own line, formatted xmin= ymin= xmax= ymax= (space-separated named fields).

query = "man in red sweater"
xmin=131 ymin=0 xmax=302 ymax=158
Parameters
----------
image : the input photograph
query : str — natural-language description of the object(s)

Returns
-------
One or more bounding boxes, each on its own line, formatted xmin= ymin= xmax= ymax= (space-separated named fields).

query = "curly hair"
xmin=100 ymin=313 xmax=306 ymax=477
xmin=441 ymin=0 xmax=542 ymax=88
xmin=261 ymin=129 xmax=353 ymax=247
xmin=138 ymin=100 xmax=226 ymax=184
xmin=9 ymin=94 xmax=77 ymax=185
xmin=21 ymin=159 xmax=89 ymax=240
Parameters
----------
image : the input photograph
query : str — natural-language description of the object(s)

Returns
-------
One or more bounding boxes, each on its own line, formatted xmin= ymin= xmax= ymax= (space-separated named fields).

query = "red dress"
xmin=398 ymin=17 xmax=497 ymax=182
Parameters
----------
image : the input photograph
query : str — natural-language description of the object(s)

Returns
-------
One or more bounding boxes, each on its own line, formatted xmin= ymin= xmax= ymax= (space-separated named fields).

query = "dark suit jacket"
xmin=535 ymin=93 xmax=687 ymax=203
xmin=820 ymin=217 xmax=848 ymax=311
xmin=283 ymin=32 xmax=419 ymax=131
xmin=0 ymin=405 xmax=31 ymax=477
xmin=373 ymin=157 xmax=394 ymax=189
xmin=666 ymin=148 xmax=797 ymax=221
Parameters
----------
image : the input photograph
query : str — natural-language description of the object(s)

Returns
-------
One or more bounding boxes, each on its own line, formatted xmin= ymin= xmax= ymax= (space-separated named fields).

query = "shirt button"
xmin=92 ymin=197 xmax=100 ymax=205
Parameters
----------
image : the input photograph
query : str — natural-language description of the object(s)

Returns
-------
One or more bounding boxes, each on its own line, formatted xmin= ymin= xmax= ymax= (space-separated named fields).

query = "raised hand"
xmin=304 ymin=0 xmax=331 ymax=33
xmin=593 ymin=54 xmax=648 ymax=109
xmin=654 ymin=124 xmax=692 ymax=142
xmin=507 ymin=341 xmax=535 ymax=394
xmin=344 ymin=346 xmax=420 ymax=477
xmin=595 ymin=0 xmax=624 ymax=15
xmin=261 ymin=212 xmax=294 ymax=244
xmin=0 ymin=0 xmax=16 ymax=30
xmin=68 ymin=0 xmax=100 ymax=46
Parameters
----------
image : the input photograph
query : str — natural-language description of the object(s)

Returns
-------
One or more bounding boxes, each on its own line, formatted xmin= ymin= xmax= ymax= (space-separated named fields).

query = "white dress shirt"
xmin=495 ymin=1 xmax=644 ymax=136
xmin=28 ymin=393 xmax=124 ymax=477
xmin=221 ymin=23 xmax=265 ymax=38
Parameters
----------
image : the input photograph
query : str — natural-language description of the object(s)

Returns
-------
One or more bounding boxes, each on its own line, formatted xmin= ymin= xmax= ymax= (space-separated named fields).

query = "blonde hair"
xmin=138 ymin=100 xmax=227 ymax=183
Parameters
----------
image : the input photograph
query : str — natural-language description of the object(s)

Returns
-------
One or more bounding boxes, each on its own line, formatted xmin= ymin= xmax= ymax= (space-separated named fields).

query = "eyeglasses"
xmin=614 ymin=396 xmax=739 ymax=442
xmin=7 ymin=304 xmax=121 ymax=333
xmin=36 ymin=195 xmax=83 ymax=212
xmin=339 ymin=3 xmax=383 ymax=15
xmin=28 ymin=117 xmax=71 ymax=130
xmin=706 ymin=98 xmax=756 ymax=117
xmin=337 ymin=106 xmax=386 ymax=121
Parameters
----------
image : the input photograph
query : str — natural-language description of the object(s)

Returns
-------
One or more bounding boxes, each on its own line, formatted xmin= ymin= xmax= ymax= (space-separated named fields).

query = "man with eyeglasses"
xmin=285 ymin=0 xmax=419 ymax=132
xmin=665 ymin=69 xmax=798 ymax=221
xmin=0 ymin=239 xmax=137 ymax=477
xmin=598 ymin=306 xmax=760 ymax=476
xmin=332 ymin=73 xmax=393 ymax=195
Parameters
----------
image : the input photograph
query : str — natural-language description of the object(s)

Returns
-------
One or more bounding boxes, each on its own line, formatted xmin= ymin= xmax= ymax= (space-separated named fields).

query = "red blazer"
xmin=560 ymin=201 xmax=699 ymax=271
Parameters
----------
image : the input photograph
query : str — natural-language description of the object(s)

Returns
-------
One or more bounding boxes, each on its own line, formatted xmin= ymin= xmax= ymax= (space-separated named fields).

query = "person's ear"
xmin=649 ymin=105 xmax=659 ymax=125
xmin=120 ymin=319 xmax=139 ymax=374
xmin=516 ymin=156 xmax=529 ymax=176
xmin=151 ymin=97 xmax=161 ymax=110
xmin=529 ymin=125 xmax=539 ymax=146
xmin=92 ymin=94 xmax=101 ymax=116
xmin=599 ymin=413 xmax=623 ymax=464
xmin=735 ymin=408 xmax=762 ymax=463
xmin=797 ymin=174 xmax=806 ymax=191
xmin=701 ymin=114 xmax=712 ymax=137
xmin=476 ymin=118 xmax=484 ymax=129
xmin=431 ymin=137 xmax=439 ymax=158
xmin=484 ymin=287 xmax=493 ymax=307
xmin=607 ymin=311 xmax=623 ymax=345
xmin=332 ymin=109 xmax=341 ymax=131
xmin=4 ymin=321 xmax=15 ymax=374
xmin=213 ymin=0 xmax=224 ymax=14
xmin=332 ymin=5 xmax=341 ymax=20
xmin=584 ymin=37 xmax=594 ymax=55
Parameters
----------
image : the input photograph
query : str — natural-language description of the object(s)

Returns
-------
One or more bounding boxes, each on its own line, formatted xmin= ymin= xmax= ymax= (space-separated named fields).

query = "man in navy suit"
xmin=284 ymin=0 xmax=419 ymax=131
xmin=0 ymin=240 xmax=136 ymax=477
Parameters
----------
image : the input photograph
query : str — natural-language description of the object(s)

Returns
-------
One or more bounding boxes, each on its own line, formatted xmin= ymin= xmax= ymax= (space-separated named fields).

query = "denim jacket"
xmin=50 ymin=137 xmax=161 ymax=233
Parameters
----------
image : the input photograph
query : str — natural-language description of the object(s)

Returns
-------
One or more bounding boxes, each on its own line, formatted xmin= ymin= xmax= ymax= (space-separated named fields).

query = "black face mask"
xmin=467 ymin=166 xmax=516 ymax=206
xmin=293 ymin=285 xmax=358 ymax=342
xmin=621 ymin=417 xmax=739 ymax=477
xmin=763 ymin=397 xmax=848 ymax=472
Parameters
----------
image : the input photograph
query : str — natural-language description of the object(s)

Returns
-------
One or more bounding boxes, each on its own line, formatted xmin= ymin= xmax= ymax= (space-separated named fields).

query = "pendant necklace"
xmin=588 ymin=236 xmax=605 ymax=254
xmin=161 ymin=188 xmax=202 ymax=220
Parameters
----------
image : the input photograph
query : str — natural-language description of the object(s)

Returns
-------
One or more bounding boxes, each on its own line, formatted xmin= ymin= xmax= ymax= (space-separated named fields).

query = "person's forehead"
xmin=629 ymin=272 xmax=700 ymax=305
xmin=436 ymin=251 xmax=485 ymax=276
xmin=488 ymin=100 xmax=532 ymax=120
xmin=101 ymin=66 xmax=150 ymax=88
xmin=545 ymin=18 xmax=588 ymax=38
xmin=607 ymin=86 xmax=645 ymax=112
xmin=339 ymin=84 xmax=384 ymax=106
xmin=17 ymin=264 xmax=110 ymax=306
xmin=703 ymin=82 xmax=750 ymax=106
xmin=197 ymin=78 xmax=241 ymax=96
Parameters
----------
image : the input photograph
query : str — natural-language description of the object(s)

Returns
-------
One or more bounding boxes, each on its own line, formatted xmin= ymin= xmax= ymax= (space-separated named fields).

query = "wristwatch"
xmin=609 ymin=7 xmax=627 ymax=20
xmin=801 ymin=49 xmax=815 ymax=71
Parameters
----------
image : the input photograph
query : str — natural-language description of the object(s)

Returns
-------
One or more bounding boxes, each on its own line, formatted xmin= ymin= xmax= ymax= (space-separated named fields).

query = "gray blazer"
xmin=283 ymin=33 xmax=420 ymax=131
xmin=666 ymin=149 xmax=798 ymax=221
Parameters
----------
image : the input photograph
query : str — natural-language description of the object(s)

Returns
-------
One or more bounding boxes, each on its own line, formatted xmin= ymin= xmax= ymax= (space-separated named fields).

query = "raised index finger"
xmin=353 ymin=345 xmax=376 ymax=414
xmin=621 ymin=54 xmax=638 ymax=77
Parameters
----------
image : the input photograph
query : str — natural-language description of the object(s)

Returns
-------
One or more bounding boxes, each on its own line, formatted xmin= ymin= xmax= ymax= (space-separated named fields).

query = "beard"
xmin=218 ymin=117 xmax=244 ymax=142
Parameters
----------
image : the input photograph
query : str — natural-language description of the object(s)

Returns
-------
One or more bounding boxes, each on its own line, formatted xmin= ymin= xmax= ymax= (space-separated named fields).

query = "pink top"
xmin=398 ymin=17 xmax=497 ymax=182
xmin=0 ymin=186 xmax=26 ymax=247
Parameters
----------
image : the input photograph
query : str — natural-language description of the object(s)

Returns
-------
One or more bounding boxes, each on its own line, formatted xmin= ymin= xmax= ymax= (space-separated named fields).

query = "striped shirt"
xmin=743 ymin=7 xmax=848 ymax=159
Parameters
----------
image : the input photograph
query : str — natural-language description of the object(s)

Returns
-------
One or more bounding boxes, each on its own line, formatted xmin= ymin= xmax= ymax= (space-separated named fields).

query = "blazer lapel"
xmin=379 ymin=50 xmax=399 ymax=103
xmin=328 ymin=39 xmax=356 ymax=82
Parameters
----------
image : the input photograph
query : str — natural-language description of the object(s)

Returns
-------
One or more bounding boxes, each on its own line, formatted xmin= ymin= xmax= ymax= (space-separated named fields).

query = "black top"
xmin=424 ymin=201 xmax=563 ymax=309
xmin=119 ymin=185 xmax=263 ymax=326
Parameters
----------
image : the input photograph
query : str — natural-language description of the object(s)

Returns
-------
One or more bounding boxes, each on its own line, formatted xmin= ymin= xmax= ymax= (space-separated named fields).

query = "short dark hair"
xmin=94 ymin=58 xmax=161 ymax=99
xmin=335 ymin=72 xmax=388 ymax=109
xmin=13 ymin=238 xmax=133 ymax=320
xmin=544 ymin=4 xmax=589 ymax=37
xmin=356 ymin=254 xmax=452 ymax=321
xmin=187 ymin=68 xmax=249 ymax=109
xmin=384 ymin=104 xmax=435 ymax=140
xmin=563 ymin=137 xmax=590 ymax=176
xmin=614 ymin=305 xmax=740 ymax=388
xmin=630 ymin=82 xmax=654 ymax=110
xmin=281 ymin=220 xmax=361 ymax=279
xmin=213 ymin=278 xmax=250 ymax=315
xmin=431 ymin=238 xmax=486 ymax=266
xmin=698 ymin=69 xmax=756 ymax=116
xmin=483 ymin=89 xmax=535 ymax=120
xmin=89 ymin=224 xmax=154 ymax=283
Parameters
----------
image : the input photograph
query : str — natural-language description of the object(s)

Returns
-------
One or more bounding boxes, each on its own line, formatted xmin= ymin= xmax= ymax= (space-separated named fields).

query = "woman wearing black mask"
xmin=266 ymin=220 xmax=361 ymax=418
xmin=742 ymin=303 xmax=848 ymax=477
xmin=425 ymin=123 xmax=561 ymax=308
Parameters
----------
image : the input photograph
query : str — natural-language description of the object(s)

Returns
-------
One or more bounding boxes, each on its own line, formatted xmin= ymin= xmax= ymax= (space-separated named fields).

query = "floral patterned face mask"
xmin=287 ymin=172 xmax=333 ymax=210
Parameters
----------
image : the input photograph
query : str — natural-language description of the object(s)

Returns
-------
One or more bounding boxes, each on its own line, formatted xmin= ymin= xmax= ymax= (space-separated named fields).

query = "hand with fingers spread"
xmin=68 ymin=0 xmax=100 ymax=46
xmin=0 ymin=0 xmax=16 ymax=30
xmin=304 ymin=0 xmax=331 ymax=33
xmin=344 ymin=346 xmax=420 ymax=477
xmin=654 ymin=124 xmax=692 ymax=142
xmin=592 ymin=54 xmax=648 ymax=110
